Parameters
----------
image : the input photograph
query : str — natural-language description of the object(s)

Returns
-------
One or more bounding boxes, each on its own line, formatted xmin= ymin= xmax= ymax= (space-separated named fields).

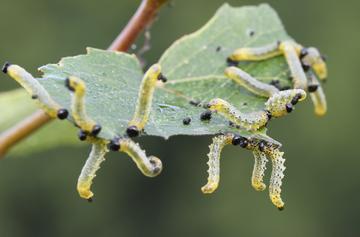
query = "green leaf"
xmin=0 ymin=89 xmax=81 ymax=157
xmin=36 ymin=4 xmax=292 ymax=145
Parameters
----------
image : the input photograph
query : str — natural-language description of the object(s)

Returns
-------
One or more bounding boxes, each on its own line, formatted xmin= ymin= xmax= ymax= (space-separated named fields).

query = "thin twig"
xmin=0 ymin=0 xmax=168 ymax=157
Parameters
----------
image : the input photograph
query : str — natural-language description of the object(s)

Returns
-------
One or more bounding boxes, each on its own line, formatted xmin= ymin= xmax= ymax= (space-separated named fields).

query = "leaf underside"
xmin=37 ymin=4 xmax=292 ymax=145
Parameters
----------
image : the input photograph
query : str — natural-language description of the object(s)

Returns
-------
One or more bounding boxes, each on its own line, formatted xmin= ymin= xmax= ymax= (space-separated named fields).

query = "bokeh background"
xmin=0 ymin=0 xmax=359 ymax=236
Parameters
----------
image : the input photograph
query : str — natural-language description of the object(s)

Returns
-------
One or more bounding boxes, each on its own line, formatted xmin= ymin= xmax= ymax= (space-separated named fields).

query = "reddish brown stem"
xmin=0 ymin=0 xmax=168 ymax=157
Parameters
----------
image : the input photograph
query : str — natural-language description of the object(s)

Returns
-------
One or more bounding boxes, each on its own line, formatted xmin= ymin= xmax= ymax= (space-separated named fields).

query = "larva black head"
xmin=78 ymin=130 xmax=88 ymax=141
xmin=182 ymin=117 xmax=191 ymax=125
xmin=90 ymin=124 xmax=102 ymax=136
xmin=232 ymin=135 xmax=241 ymax=146
xmin=157 ymin=73 xmax=167 ymax=83
xmin=239 ymin=137 xmax=248 ymax=148
xmin=57 ymin=109 xmax=69 ymax=120
xmin=226 ymin=57 xmax=239 ymax=67
xmin=108 ymin=138 xmax=121 ymax=151
xmin=308 ymin=84 xmax=319 ymax=93
xmin=285 ymin=103 xmax=293 ymax=113
xmin=200 ymin=110 xmax=212 ymax=121
xmin=300 ymin=48 xmax=308 ymax=59
xmin=65 ymin=78 xmax=75 ymax=92
xmin=258 ymin=141 xmax=266 ymax=152
xmin=126 ymin=126 xmax=140 ymax=137
xmin=278 ymin=206 xmax=284 ymax=211
xmin=291 ymin=93 xmax=303 ymax=105
xmin=2 ymin=62 xmax=11 ymax=74
xmin=265 ymin=110 xmax=272 ymax=120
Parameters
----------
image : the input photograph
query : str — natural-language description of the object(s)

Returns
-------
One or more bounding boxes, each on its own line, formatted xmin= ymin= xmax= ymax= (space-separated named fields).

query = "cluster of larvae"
xmin=2 ymin=39 xmax=327 ymax=210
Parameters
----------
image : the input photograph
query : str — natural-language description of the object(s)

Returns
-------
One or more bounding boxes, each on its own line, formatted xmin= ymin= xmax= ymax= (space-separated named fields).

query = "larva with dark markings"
xmin=3 ymin=63 xmax=68 ymax=119
xmin=110 ymin=137 xmax=162 ymax=177
xmin=225 ymin=66 xmax=280 ymax=97
xmin=77 ymin=139 xmax=108 ymax=201
xmin=127 ymin=64 xmax=164 ymax=137
xmin=201 ymin=133 xmax=234 ymax=194
xmin=65 ymin=76 xmax=101 ymax=137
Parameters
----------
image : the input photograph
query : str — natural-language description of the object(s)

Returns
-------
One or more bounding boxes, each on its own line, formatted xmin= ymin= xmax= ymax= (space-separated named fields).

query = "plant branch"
xmin=0 ymin=0 xmax=168 ymax=158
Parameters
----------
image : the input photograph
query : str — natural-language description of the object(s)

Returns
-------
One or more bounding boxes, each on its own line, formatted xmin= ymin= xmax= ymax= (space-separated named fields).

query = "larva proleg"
xmin=207 ymin=98 xmax=269 ymax=131
xmin=3 ymin=64 xmax=68 ymax=119
xmin=279 ymin=41 xmax=308 ymax=89
xmin=225 ymin=66 xmax=279 ymax=97
xmin=251 ymin=149 xmax=268 ymax=191
xmin=77 ymin=139 xmax=109 ymax=201
xmin=127 ymin=64 xmax=164 ymax=137
xmin=65 ymin=76 xmax=101 ymax=137
xmin=201 ymin=133 xmax=234 ymax=194
xmin=110 ymin=138 xmax=162 ymax=177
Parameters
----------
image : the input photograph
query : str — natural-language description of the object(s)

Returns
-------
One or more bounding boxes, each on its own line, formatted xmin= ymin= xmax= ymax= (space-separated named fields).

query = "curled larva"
xmin=207 ymin=98 xmax=269 ymax=131
xmin=225 ymin=66 xmax=279 ymax=97
xmin=251 ymin=149 xmax=268 ymax=191
xmin=201 ymin=133 xmax=234 ymax=194
xmin=228 ymin=41 xmax=281 ymax=61
xmin=127 ymin=64 xmax=163 ymax=137
xmin=265 ymin=89 xmax=307 ymax=117
xmin=278 ymin=41 xmax=308 ymax=89
xmin=65 ymin=76 xmax=101 ymax=137
xmin=300 ymin=47 xmax=328 ymax=80
xmin=265 ymin=147 xmax=286 ymax=210
xmin=77 ymin=139 xmax=109 ymax=201
xmin=109 ymin=137 xmax=162 ymax=177
xmin=3 ymin=63 xmax=68 ymax=119
xmin=307 ymin=72 xmax=327 ymax=116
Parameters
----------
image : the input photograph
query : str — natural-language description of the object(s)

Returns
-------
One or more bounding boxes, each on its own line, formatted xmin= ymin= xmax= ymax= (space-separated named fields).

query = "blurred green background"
xmin=0 ymin=0 xmax=359 ymax=236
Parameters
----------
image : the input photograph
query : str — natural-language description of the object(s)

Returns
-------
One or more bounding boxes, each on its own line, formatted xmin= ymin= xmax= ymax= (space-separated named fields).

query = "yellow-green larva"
xmin=300 ymin=47 xmax=328 ymax=80
xmin=65 ymin=76 xmax=101 ymax=136
xmin=201 ymin=133 xmax=233 ymax=194
xmin=3 ymin=63 xmax=68 ymax=119
xmin=251 ymin=149 xmax=268 ymax=191
xmin=110 ymin=137 xmax=163 ymax=177
xmin=127 ymin=64 xmax=164 ymax=137
xmin=307 ymin=72 xmax=327 ymax=116
xmin=77 ymin=139 xmax=108 ymax=201
xmin=225 ymin=66 xmax=279 ymax=97
xmin=228 ymin=41 xmax=281 ymax=61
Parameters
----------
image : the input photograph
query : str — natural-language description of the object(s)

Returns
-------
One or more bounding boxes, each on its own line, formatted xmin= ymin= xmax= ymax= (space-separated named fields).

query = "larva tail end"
xmin=201 ymin=182 xmax=219 ymax=194
xmin=65 ymin=77 xmax=75 ymax=92
xmin=77 ymin=183 xmax=94 ymax=201
xmin=148 ymin=156 xmax=163 ymax=177
xmin=57 ymin=109 xmax=69 ymax=120
xmin=2 ymin=62 xmax=11 ymax=74
xmin=126 ymin=126 xmax=140 ymax=137
xmin=252 ymin=182 xmax=266 ymax=191
xmin=65 ymin=76 xmax=85 ymax=92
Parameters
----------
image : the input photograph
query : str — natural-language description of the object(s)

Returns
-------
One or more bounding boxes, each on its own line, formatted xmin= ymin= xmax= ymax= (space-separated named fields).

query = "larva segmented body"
xmin=207 ymin=98 xmax=269 ymax=131
xmin=127 ymin=64 xmax=163 ymax=137
xmin=266 ymin=147 xmax=286 ymax=210
xmin=3 ymin=64 xmax=68 ymax=119
xmin=279 ymin=41 xmax=308 ymax=90
xmin=77 ymin=139 xmax=108 ymax=201
xmin=201 ymin=133 xmax=233 ymax=194
xmin=116 ymin=138 xmax=163 ymax=177
xmin=65 ymin=76 xmax=101 ymax=137
xmin=225 ymin=66 xmax=279 ymax=97
xmin=251 ymin=149 xmax=268 ymax=191
xmin=228 ymin=41 xmax=281 ymax=61
xmin=307 ymin=72 xmax=327 ymax=116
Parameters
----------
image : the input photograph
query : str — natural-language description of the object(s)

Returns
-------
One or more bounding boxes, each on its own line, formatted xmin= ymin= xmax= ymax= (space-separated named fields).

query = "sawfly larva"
xmin=127 ymin=64 xmax=165 ymax=137
xmin=109 ymin=137 xmax=162 ymax=177
xmin=77 ymin=139 xmax=108 ymax=201
xmin=251 ymin=149 xmax=268 ymax=191
xmin=3 ymin=63 xmax=68 ymax=119
xmin=228 ymin=41 xmax=281 ymax=61
xmin=307 ymin=72 xmax=327 ymax=116
xmin=278 ymin=41 xmax=308 ymax=89
xmin=65 ymin=76 xmax=102 ymax=137
xmin=225 ymin=66 xmax=280 ymax=97
xmin=201 ymin=133 xmax=234 ymax=194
